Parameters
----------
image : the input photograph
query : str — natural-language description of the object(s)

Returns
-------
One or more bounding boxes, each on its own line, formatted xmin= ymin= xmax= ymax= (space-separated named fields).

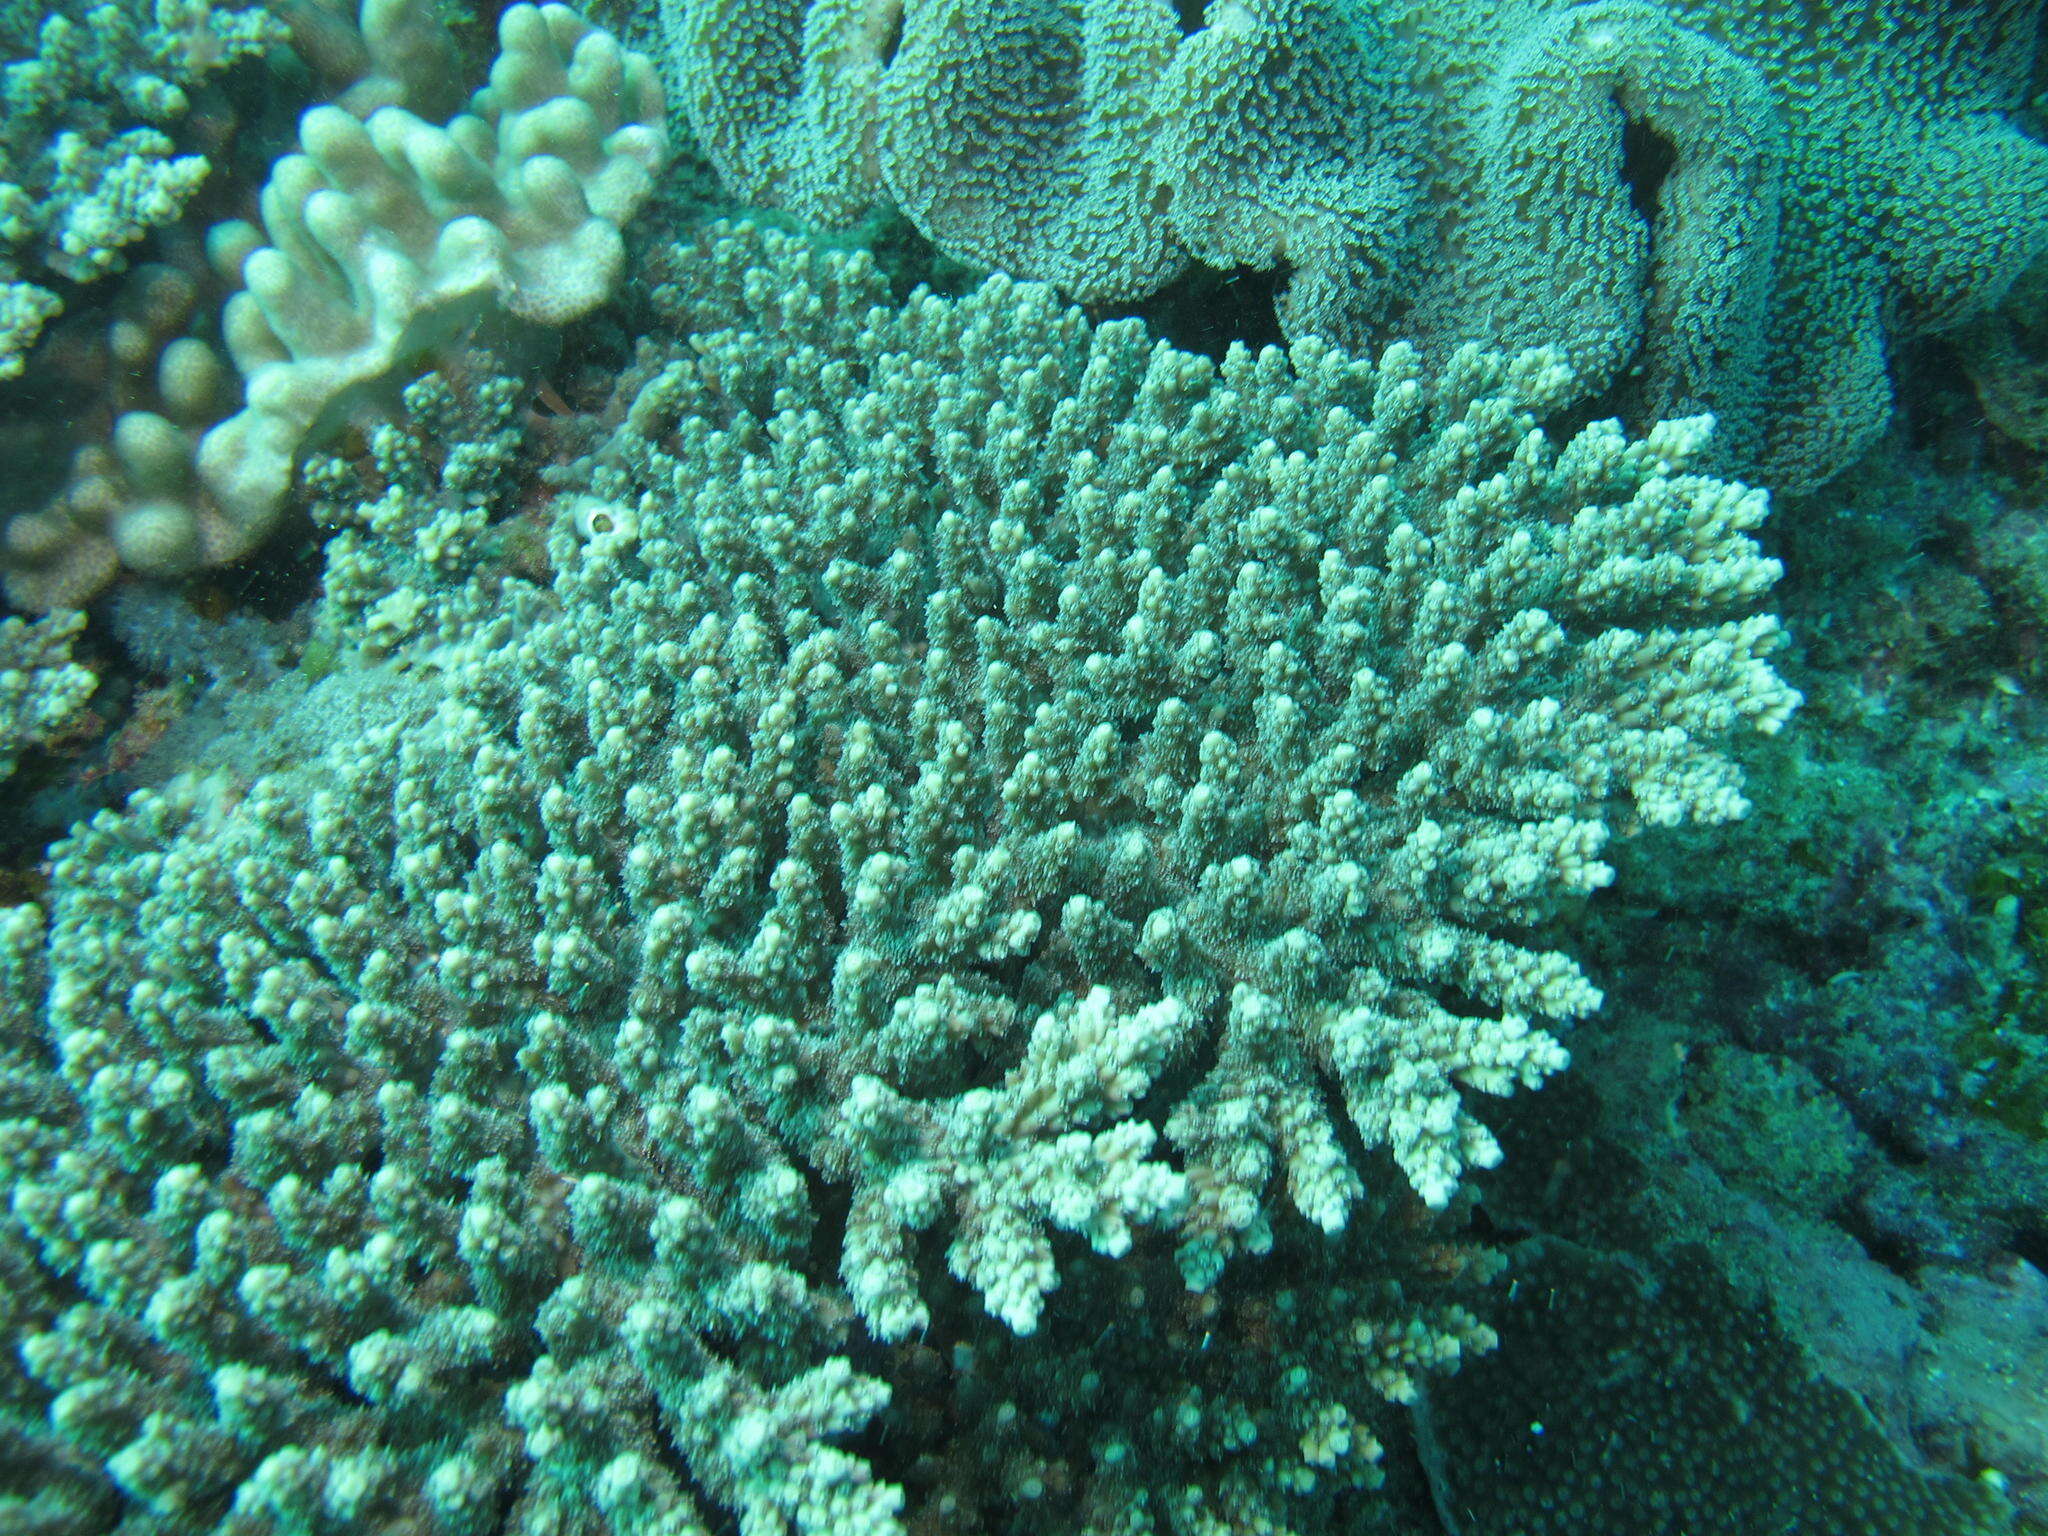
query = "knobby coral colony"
xmin=0 ymin=219 xmax=1798 ymax=1533
xmin=0 ymin=0 xmax=668 ymax=610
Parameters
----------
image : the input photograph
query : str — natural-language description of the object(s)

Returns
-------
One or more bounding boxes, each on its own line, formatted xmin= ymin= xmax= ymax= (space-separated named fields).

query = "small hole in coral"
xmin=1619 ymin=114 xmax=1678 ymax=225
xmin=1174 ymin=0 xmax=1206 ymax=34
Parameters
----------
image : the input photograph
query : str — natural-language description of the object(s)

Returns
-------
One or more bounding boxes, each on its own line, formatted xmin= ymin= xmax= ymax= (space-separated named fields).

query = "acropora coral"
xmin=0 ymin=219 xmax=1796 ymax=1533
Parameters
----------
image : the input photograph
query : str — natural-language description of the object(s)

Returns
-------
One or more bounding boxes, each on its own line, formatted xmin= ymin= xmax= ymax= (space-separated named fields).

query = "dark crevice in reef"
xmin=1837 ymin=1194 xmax=1935 ymax=1285
xmin=1123 ymin=263 xmax=1288 ymax=366
xmin=1619 ymin=113 xmax=1679 ymax=226
xmin=2012 ymin=1221 xmax=2048 ymax=1278
xmin=205 ymin=516 xmax=326 ymax=618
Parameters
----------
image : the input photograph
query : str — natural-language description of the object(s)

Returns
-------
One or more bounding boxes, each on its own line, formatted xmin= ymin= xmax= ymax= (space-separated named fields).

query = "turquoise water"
xmin=0 ymin=3 xmax=2042 ymax=1532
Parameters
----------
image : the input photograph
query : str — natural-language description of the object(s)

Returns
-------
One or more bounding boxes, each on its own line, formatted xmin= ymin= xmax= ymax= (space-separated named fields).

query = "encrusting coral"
xmin=672 ymin=0 xmax=2048 ymax=492
xmin=0 ymin=220 xmax=1796 ymax=1532
xmin=1414 ymin=1240 xmax=2016 ymax=1535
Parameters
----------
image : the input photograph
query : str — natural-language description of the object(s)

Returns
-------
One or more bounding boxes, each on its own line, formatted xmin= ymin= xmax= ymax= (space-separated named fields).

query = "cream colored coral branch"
xmin=198 ymin=3 xmax=666 ymax=551
xmin=1 ymin=2 xmax=665 ymax=609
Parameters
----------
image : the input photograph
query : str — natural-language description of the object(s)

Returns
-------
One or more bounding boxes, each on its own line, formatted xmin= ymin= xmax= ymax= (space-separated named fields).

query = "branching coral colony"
xmin=0 ymin=221 xmax=1798 ymax=1534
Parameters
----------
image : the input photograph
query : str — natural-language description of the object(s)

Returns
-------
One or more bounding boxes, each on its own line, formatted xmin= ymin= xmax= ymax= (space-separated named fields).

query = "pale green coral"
xmin=40 ymin=127 xmax=209 ymax=282
xmin=0 ymin=609 xmax=92 ymax=778
xmin=0 ymin=0 xmax=290 ymax=371
xmin=0 ymin=0 xmax=468 ymax=380
xmin=0 ymin=219 xmax=1793 ymax=1533
xmin=195 ymin=0 xmax=667 ymax=545
xmin=300 ymin=365 xmax=540 ymax=657
xmin=0 ymin=278 xmax=62 ymax=381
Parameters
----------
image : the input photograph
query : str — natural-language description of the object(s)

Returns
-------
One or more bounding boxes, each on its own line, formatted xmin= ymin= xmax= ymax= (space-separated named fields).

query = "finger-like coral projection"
xmin=0 ymin=1 xmax=666 ymax=610
xmin=670 ymin=0 xmax=2048 ymax=490
xmin=196 ymin=2 xmax=666 ymax=544
xmin=0 ymin=221 xmax=1794 ymax=1533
